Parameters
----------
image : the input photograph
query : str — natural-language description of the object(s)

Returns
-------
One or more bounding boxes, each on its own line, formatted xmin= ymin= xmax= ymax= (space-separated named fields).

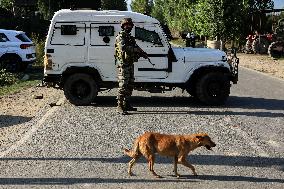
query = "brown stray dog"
xmin=124 ymin=132 xmax=216 ymax=178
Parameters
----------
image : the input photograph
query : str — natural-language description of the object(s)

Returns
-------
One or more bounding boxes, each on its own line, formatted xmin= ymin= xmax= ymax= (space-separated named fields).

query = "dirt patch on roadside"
xmin=0 ymin=85 xmax=64 ymax=152
xmin=238 ymin=53 xmax=284 ymax=80
xmin=0 ymin=86 xmax=63 ymax=123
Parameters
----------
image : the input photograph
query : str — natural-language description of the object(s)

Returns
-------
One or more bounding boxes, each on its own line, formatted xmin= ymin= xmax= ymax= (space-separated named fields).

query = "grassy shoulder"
xmin=0 ymin=79 xmax=41 ymax=96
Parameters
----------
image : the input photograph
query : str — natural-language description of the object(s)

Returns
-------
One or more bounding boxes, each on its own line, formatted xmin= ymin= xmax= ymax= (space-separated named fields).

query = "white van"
xmin=44 ymin=9 xmax=239 ymax=106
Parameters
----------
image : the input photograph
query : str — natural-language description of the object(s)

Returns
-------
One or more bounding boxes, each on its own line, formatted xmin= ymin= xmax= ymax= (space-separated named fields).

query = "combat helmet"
xmin=121 ymin=18 xmax=134 ymax=29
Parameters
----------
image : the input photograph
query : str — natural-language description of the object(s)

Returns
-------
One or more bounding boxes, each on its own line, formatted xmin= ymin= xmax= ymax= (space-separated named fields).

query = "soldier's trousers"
xmin=117 ymin=63 xmax=135 ymax=107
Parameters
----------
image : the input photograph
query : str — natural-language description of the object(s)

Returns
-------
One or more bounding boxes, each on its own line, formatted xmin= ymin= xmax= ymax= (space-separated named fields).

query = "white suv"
xmin=0 ymin=29 xmax=36 ymax=72
xmin=44 ymin=10 xmax=239 ymax=106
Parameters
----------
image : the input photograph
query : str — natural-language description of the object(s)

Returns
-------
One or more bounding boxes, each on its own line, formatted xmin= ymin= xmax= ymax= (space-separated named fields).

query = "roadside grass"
xmin=0 ymin=68 xmax=43 ymax=96
xmin=0 ymin=79 xmax=40 ymax=96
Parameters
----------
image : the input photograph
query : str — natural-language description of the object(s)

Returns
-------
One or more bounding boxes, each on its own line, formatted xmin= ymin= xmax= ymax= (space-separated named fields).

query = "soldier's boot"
xmin=117 ymin=105 xmax=129 ymax=115
xmin=117 ymin=98 xmax=129 ymax=115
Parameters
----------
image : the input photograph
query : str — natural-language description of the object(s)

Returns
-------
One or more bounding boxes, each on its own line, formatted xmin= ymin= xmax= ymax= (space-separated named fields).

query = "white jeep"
xmin=44 ymin=9 xmax=239 ymax=106
xmin=0 ymin=29 xmax=36 ymax=72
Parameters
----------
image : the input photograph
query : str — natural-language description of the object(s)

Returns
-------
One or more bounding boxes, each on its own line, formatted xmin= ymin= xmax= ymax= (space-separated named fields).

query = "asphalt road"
xmin=0 ymin=67 xmax=283 ymax=188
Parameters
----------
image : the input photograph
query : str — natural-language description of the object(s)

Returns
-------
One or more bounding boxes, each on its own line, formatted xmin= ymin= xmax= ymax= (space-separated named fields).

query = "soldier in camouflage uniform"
xmin=115 ymin=18 xmax=148 ymax=115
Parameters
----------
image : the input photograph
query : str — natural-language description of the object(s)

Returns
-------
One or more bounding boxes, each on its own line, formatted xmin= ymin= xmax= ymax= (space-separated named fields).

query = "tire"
xmin=252 ymin=38 xmax=269 ymax=54
xmin=268 ymin=41 xmax=283 ymax=59
xmin=64 ymin=73 xmax=98 ymax=106
xmin=0 ymin=55 xmax=21 ymax=72
xmin=186 ymin=85 xmax=197 ymax=98
xmin=196 ymin=72 xmax=230 ymax=105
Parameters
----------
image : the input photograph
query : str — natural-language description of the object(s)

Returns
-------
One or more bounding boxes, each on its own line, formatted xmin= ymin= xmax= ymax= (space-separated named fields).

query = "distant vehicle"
xmin=44 ymin=9 xmax=239 ymax=106
xmin=0 ymin=29 xmax=36 ymax=72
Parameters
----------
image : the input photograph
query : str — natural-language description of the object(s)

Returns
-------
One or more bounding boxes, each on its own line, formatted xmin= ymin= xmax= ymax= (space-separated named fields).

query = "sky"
xmin=127 ymin=0 xmax=284 ymax=11
xmin=274 ymin=0 xmax=284 ymax=9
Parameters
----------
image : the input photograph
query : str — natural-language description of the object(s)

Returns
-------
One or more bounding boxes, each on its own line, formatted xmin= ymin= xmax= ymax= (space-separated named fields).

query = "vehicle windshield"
xmin=15 ymin=33 xmax=31 ymax=42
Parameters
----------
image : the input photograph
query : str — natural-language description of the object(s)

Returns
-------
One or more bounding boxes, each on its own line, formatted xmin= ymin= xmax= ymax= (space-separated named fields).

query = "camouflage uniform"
xmin=115 ymin=18 xmax=144 ymax=114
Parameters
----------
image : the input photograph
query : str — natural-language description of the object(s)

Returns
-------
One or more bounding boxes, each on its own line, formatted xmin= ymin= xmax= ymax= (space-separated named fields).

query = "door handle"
xmin=47 ymin=49 xmax=54 ymax=53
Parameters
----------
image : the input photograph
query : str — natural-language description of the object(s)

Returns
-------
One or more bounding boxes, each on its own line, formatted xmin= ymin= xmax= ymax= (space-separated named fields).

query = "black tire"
xmin=64 ymin=73 xmax=98 ymax=106
xmin=196 ymin=72 xmax=230 ymax=105
xmin=186 ymin=85 xmax=197 ymax=98
xmin=0 ymin=56 xmax=21 ymax=72
xmin=252 ymin=38 xmax=269 ymax=54
xmin=268 ymin=41 xmax=283 ymax=59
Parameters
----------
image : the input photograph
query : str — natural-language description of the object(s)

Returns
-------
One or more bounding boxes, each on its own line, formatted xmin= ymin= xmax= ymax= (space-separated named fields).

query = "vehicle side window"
xmin=98 ymin=26 xmax=114 ymax=36
xmin=90 ymin=24 xmax=119 ymax=46
xmin=15 ymin=33 xmax=31 ymax=42
xmin=51 ymin=23 xmax=86 ymax=46
xmin=135 ymin=27 xmax=163 ymax=46
xmin=0 ymin=33 xmax=9 ymax=42
xmin=61 ymin=25 xmax=77 ymax=35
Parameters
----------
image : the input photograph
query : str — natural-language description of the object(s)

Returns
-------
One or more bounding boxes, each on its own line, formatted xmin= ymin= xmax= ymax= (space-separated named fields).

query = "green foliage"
xmin=151 ymin=0 xmax=165 ymax=23
xmin=131 ymin=0 xmax=153 ymax=15
xmin=102 ymin=0 xmax=127 ymax=10
xmin=0 ymin=0 xmax=14 ymax=10
xmin=0 ymin=69 xmax=19 ymax=86
xmin=151 ymin=0 xmax=274 ymax=42
xmin=31 ymin=33 xmax=45 ymax=67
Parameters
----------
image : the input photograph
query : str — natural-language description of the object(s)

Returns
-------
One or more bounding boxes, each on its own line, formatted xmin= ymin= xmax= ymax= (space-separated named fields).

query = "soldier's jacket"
xmin=115 ymin=30 xmax=142 ymax=65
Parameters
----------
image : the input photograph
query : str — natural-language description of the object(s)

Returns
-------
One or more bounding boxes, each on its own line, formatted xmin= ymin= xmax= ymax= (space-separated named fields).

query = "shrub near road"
xmin=0 ymin=69 xmax=18 ymax=86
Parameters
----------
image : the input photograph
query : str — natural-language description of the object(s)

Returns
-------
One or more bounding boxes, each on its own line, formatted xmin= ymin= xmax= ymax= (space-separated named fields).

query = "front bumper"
xmin=43 ymin=74 xmax=62 ymax=83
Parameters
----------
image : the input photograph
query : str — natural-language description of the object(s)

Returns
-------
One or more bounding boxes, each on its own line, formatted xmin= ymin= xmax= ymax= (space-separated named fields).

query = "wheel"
xmin=186 ymin=85 xmax=197 ymax=98
xmin=0 ymin=56 xmax=21 ymax=72
xmin=19 ymin=62 xmax=29 ymax=72
xmin=64 ymin=73 xmax=98 ymax=106
xmin=196 ymin=72 xmax=230 ymax=105
xmin=268 ymin=41 xmax=283 ymax=59
xmin=252 ymin=38 xmax=269 ymax=54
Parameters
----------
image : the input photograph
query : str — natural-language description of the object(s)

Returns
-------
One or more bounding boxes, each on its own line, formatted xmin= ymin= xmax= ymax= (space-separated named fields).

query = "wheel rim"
xmin=70 ymin=80 xmax=91 ymax=99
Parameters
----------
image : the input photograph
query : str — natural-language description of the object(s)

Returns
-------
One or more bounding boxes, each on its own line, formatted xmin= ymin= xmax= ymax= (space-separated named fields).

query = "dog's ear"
xmin=196 ymin=135 xmax=204 ymax=141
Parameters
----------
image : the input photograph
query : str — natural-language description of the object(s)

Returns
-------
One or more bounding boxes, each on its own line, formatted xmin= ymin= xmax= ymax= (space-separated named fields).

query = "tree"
xmin=37 ymin=0 xmax=102 ymax=20
xmin=101 ymin=0 xmax=127 ymax=11
xmin=0 ymin=0 xmax=14 ymax=11
xmin=131 ymin=0 xmax=153 ymax=15
xmin=151 ymin=0 xmax=165 ymax=23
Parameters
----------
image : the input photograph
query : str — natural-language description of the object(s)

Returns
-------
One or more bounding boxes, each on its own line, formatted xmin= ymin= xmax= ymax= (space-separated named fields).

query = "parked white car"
xmin=44 ymin=9 xmax=239 ymax=106
xmin=0 ymin=29 xmax=36 ymax=72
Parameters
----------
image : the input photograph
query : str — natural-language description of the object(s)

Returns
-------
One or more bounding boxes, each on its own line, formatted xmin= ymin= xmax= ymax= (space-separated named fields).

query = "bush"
xmin=31 ymin=33 xmax=46 ymax=67
xmin=0 ymin=69 xmax=19 ymax=86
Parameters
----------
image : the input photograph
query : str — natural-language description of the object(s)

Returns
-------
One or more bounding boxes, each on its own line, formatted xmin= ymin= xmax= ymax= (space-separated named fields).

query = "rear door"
xmin=88 ymin=23 xmax=120 ymax=81
xmin=48 ymin=22 xmax=87 ymax=71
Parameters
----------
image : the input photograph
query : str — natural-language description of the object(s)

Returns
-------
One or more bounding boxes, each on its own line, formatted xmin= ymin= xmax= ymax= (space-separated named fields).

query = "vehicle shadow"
xmin=0 ymin=115 xmax=32 ymax=128
xmin=0 ymin=175 xmax=282 ymax=185
xmin=95 ymin=95 xmax=284 ymax=110
xmin=0 ymin=155 xmax=283 ymax=185
xmin=93 ymin=96 xmax=284 ymax=118
xmin=0 ymin=177 xmax=195 ymax=185
xmin=1 ymin=155 xmax=283 ymax=170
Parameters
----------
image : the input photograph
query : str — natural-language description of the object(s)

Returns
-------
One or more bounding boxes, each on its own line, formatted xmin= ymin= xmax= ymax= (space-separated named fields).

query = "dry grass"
xmin=237 ymin=53 xmax=284 ymax=80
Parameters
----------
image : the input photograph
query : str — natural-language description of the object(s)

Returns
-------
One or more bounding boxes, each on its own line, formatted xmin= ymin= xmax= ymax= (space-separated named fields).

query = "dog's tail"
xmin=124 ymin=138 xmax=140 ymax=158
